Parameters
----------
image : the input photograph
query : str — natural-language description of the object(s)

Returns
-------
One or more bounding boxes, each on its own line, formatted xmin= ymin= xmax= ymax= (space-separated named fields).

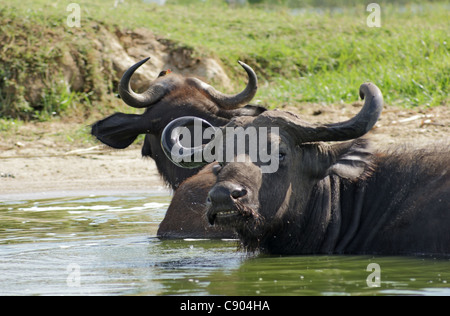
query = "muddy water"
xmin=0 ymin=193 xmax=448 ymax=296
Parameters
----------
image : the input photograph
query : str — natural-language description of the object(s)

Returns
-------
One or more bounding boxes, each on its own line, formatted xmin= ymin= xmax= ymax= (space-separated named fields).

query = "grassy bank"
xmin=0 ymin=0 xmax=448 ymax=122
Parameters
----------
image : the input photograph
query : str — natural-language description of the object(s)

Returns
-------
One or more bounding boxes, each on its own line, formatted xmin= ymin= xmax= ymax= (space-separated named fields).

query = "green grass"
xmin=0 ymin=0 xmax=448 ymax=121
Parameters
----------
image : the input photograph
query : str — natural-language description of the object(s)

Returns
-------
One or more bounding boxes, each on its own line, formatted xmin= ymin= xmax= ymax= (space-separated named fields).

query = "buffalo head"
xmin=162 ymin=83 xmax=383 ymax=252
xmin=91 ymin=57 xmax=265 ymax=189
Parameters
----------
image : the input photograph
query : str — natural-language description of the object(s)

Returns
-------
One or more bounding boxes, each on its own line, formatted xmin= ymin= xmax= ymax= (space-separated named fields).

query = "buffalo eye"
xmin=278 ymin=152 xmax=286 ymax=162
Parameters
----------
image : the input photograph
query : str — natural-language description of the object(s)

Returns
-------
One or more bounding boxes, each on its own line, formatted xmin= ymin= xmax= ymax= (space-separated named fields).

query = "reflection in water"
xmin=0 ymin=193 xmax=449 ymax=295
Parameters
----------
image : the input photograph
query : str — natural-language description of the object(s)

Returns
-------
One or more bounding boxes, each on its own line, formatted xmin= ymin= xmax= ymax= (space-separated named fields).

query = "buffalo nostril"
xmin=231 ymin=188 xmax=247 ymax=199
xmin=208 ymin=184 xmax=246 ymax=205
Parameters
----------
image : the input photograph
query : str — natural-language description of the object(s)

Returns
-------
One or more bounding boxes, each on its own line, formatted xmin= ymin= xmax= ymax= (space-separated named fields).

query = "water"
xmin=0 ymin=193 xmax=449 ymax=296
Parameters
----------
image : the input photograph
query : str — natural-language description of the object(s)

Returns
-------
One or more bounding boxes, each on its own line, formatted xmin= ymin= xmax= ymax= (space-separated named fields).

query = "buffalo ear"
xmin=326 ymin=138 xmax=374 ymax=180
xmin=91 ymin=113 xmax=156 ymax=149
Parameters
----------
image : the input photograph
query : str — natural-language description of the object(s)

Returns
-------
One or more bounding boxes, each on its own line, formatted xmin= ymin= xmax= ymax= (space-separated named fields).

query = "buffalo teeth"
xmin=217 ymin=211 xmax=238 ymax=216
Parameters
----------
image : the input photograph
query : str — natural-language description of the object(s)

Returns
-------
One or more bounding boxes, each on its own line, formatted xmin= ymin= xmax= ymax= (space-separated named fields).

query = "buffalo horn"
xmin=118 ymin=57 xmax=173 ymax=108
xmin=188 ymin=61 xmax=258 ymax=110
xmin=299 ymin=82 xmax=383 ymax=142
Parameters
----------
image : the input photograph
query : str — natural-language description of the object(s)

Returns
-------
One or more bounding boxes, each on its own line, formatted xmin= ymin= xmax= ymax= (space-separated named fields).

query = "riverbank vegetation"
xmin=0 ymin=0 xmax=448 ymax=124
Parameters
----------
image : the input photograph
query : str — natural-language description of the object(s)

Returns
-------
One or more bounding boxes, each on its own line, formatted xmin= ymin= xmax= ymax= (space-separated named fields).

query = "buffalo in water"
xmin=91 ymin=58 xmax=264 ymax=238
xmin=162 ymin=83 xmax=450 ymax=255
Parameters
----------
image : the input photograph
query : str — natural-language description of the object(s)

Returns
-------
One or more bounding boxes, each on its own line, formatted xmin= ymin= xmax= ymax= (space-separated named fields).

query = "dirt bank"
xmin=0 ymin=148 xmax=168 ymax=199
xmin=1 ymin=104 xmax=448 ymax=199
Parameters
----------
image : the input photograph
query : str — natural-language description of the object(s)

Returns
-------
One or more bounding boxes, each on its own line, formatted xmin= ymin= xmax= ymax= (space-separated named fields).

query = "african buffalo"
xmin=91 ymin=58 xmax=264 ymax=238
xmin=157 ymin=162 xmax=234 ymax=238
xmin=92 ymin=57 xmax=264 ymax=189
xmin=162 ymin=83 xmax=450 ymax=255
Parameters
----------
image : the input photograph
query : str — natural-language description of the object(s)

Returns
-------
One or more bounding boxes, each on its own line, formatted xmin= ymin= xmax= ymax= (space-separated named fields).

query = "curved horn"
xmin=118 ymin=57 xmax=170 ymax=108
xmin=300 ymin=82 xmax=383 ymax=142
xmin=189 ymin=61 xmax=258 ymax=110
xmin=161 ymin=116 xmax=215 ymax=169
xmin=257 ymin=82 xmax=383 ymax=144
